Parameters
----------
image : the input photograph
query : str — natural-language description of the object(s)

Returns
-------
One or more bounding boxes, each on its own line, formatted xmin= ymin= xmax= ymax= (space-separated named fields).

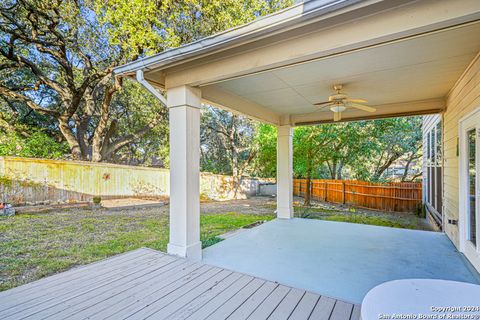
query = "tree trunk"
xmin=337 ymin=160 xmax=344 ymax=180
xmin=304 ymin=175 xmax=312 ymax=206
xmin=329 ymin=161 xmax=337 ymax=179
xmin=401 ymin=146 xmax=421 ymax=182
xmin=303 ymin=162 xmax=313 ymax=206
xmin=373 ymin=153 xmax=402 ymax=181
xmin=58 ymin=117 xmax=85 ymax=160
xmin=401 ymin=156 xmax=413 ymax=182
xmin=231 ymin=144 xmax=240 ymax=198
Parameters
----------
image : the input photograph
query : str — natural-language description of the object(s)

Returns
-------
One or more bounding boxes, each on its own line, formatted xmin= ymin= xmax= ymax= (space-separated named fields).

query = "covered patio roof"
xmin=115 ymin=0 xmax=480 ymax=125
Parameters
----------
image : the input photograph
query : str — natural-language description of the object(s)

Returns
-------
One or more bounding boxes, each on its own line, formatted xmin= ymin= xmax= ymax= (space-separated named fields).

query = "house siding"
xmin=443 ymin=52 xmax=480 ymax=249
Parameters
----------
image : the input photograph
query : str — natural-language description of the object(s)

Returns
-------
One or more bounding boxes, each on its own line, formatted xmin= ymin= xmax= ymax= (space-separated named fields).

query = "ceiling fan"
xmin=313 ymin=84 xmax=376 ymax=121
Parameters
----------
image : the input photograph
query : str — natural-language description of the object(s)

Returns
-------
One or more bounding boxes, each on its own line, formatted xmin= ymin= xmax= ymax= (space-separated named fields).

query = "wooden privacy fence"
xmin=0 ymin=157 xmax=264 ymax=205
xmin=293 ymin=179 xmax=422 ymax=212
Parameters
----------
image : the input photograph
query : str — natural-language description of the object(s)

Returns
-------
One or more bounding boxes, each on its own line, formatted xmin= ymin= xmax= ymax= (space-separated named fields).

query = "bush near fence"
xmin=293 ymin=179 xmax=422 ymax=213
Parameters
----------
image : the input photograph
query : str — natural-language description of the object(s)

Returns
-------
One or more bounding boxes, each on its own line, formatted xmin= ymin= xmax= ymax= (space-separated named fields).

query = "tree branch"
xmin=0 ymin=85 xmax=59 ymax=116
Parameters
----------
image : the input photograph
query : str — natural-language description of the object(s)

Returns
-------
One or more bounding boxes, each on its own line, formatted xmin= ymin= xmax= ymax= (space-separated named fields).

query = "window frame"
xmin=424 ymin=117 xmax=443 ymax=226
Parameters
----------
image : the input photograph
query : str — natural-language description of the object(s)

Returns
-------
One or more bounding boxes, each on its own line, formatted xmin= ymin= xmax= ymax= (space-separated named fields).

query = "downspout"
xmin=136 ymin=70 xmax=167 ymax=106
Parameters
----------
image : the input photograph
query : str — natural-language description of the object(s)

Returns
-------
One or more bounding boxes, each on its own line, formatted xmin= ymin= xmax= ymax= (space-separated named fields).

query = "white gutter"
xmin=136 ymin=70 xmax=167 ymax=106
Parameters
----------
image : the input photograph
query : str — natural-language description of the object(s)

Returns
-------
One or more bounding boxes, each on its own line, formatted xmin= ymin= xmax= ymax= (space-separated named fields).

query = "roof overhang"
xmin=114 ymin=0 xmax=480 ymax=125
xmin=114 ymin=0 xmax=369 ymax=77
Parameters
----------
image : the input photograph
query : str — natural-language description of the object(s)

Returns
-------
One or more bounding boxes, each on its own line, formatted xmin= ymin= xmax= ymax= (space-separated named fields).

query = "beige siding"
xmin=443 ymin=52 xmax=480 ymax=248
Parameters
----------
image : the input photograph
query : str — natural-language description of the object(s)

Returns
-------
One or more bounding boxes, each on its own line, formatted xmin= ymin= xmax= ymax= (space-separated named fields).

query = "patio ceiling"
xmin=204 ymin=22 xmax=480 ymax=125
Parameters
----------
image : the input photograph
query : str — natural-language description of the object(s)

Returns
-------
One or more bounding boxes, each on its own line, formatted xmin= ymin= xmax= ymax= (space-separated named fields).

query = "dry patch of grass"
xmin=0 ymin=206 xmax=273 ymax=291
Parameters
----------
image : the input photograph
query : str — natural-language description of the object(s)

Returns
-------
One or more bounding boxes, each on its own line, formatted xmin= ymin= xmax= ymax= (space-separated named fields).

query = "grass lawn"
xmin=263 ymin=199 xmax=429 ymax=230
xmin=293 ymin=205 xmax=428 ymax=230
xmin=0 ymin=206 xmax=273 ymax=292
xmin=299 ymin=212 xmax=420 ymax=229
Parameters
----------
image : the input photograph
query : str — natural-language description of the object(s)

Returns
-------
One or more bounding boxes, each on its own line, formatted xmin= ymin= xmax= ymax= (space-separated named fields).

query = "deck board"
xmin=247 ymin=285 xmax=290 ymax=320
xmin=288 ymin=292 xmax=319 ymax=320
xmin=309 ymin=296 xmax=336 ymax=320
xmin=0 ymin=248 xmax=359 ymax=320
xmin=267 ymin=288 xmax=305 ymax=320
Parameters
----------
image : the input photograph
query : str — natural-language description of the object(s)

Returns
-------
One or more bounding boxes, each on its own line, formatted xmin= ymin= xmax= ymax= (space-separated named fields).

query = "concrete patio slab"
xmin=203 ymin=218 xmax=480 ymax=304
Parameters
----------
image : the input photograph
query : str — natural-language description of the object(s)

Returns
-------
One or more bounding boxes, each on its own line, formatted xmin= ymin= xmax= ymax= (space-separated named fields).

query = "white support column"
xmin=277 ymin=125 xmax=294 ymax=219
xmin=167 ymin=85 xmax=202 ymax=261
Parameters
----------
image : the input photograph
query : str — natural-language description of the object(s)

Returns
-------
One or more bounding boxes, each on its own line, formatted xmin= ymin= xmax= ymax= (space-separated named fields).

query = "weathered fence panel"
xmin=293 ymin=179 xmax=422 ymax=212
xmin=0 ymin=157 xmax=262 ymax=205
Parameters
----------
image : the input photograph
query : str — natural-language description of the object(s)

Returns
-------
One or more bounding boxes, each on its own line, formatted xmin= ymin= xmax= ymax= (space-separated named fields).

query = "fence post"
xmin=324 ymin=182 xmax=328 ymax=202
xmin=342 ymin=182 xmax=346 ymax=204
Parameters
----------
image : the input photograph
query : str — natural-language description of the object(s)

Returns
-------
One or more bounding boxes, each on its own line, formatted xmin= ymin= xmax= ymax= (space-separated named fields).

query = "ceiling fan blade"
xmin=317 ymin=103 xmax=334 ymax=111
xmin=345 ymin=98 xmax=368 ymax=103
xmin=350 ymin=103 xmax=376 ymax=113
xmin=333 ymin=112 xmax=341 ymax=122
xmin=300 ymin=105 xmax=333 ymax=116
xmin=313 ymin=101 xmax=331 ymax=106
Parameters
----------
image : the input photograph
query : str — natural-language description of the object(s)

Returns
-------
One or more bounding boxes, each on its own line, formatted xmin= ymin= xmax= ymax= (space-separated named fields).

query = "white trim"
xmin=422 ymin=114 xmax=443 ymax=229
xmin=458 ymin=105 xmax=480 ymax=124
xmin=166 ymin=86 xmax=202 ymax=261
xmin=458 ymin=106 xmax=480 ymax=271
xmin=276 ymin=125 xmax=294 ymax=219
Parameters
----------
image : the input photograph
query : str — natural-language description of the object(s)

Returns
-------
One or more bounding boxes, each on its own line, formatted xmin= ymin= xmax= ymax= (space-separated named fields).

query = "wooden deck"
xmin=0 ymin=248 xmax=360 ymax=320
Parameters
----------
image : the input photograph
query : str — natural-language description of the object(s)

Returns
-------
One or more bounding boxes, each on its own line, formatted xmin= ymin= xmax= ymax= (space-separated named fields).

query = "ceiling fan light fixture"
xmin=330 ymin=105 xmax=346 ymax=113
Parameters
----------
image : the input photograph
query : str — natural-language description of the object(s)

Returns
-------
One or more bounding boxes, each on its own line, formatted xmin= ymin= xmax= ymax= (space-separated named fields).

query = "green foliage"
xmin=0 ymin=130 xmax=68 ymax=159
xmin=251 ymin=124 xmax=277 ymax=177
xmin=253 ymin=117 xmax=423 ymax=181
xmin=202 ymin=236 xmax=224 ymax=249
xmin=0 ymin=0 xmax=293 ymax=163
xmin=366 ymin=117 xmax=423 ymax=181
xmin=108 ymin=79 xmax=170 ymax=165
xmin=95 ymin=0 xmax=295 ymax=57
xmin=200 ymin=106 xmax=257 ymax=177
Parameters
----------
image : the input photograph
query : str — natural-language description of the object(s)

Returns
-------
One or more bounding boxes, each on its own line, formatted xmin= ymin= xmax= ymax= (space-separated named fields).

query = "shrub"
xmin=92 ymin=196 xmax=102 ymax=205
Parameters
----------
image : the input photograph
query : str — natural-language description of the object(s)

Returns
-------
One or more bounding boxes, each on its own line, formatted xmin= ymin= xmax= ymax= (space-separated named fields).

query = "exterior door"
xmin=460 ymin=110 xmax=480 ymax=270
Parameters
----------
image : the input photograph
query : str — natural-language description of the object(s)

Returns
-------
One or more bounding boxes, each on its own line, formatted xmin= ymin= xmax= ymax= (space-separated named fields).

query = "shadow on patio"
xmin=203 ymin=218 xmax=480 ymax=304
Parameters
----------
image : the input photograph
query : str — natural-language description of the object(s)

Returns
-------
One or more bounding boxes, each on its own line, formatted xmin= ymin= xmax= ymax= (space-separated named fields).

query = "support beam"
xmin=167 ymin=85 xmax=202 ymax=261
xmin=277 ymin=125 xmax=294 ymax=219
xmin=291 ymin=98 xmax=445 ymax=125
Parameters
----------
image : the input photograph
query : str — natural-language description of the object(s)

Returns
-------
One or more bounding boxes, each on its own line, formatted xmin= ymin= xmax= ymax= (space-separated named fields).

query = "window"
xmin=425 ymin=118 xmax=443 ymax=227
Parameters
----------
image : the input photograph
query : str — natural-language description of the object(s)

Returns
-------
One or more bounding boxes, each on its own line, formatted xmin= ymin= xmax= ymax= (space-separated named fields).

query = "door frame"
xmin=459 ymin=107 xmax=480 ymax=271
